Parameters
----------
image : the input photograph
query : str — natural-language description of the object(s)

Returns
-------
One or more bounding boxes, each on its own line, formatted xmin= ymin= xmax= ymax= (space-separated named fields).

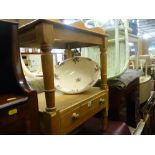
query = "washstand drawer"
xmin=59 ymin=94 xmax=106 ymax=133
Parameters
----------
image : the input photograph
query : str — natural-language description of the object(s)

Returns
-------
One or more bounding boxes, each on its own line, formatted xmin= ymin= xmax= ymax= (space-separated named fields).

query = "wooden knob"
xmin=72 ymin=112 xmax=80 ymax=120
xmin=99 ymin=98 xmax=105 ymax=104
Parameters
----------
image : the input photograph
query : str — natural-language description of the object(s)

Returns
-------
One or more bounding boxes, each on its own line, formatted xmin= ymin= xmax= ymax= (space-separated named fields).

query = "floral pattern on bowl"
xmin=54 ymin=56 xmax=100 ymax=94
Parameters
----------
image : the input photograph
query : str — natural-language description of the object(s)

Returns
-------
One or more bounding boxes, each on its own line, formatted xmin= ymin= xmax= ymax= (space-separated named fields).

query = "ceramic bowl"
xmin=54 ymin=56 xmax=100 ymax=94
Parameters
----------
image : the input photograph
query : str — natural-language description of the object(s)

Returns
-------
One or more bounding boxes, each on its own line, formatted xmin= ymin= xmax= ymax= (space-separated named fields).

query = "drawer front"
xmin=60 ymin=94 xmax=106 ymax=134
xmin=0 ymin=104 xmax=28 ymax=126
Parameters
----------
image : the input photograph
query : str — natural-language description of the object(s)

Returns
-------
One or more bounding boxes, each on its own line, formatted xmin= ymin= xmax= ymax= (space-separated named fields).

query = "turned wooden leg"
xmin=40 ymin=45 xmax=55 ymax=112
xmin=100 ymin=38 xmax=109 ymax=131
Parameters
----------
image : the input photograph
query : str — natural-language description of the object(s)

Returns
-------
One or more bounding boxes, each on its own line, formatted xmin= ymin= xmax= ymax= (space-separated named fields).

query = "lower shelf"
xmin=38 ymin=87 xmax=108 ymax=134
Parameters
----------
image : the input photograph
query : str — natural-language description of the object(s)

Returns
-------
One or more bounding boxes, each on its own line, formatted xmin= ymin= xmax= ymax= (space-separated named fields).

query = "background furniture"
xmin=95 ymin=70 xmax=141 ymax=128
xmin=0 ymin=20 xmax=39 ymax=134
xmin=107 ymin=70 xmax=141 ymax=128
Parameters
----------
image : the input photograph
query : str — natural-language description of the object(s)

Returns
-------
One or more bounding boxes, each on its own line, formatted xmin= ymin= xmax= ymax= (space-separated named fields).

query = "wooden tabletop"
xmin=38 ymin=87 xmax=106 ymax=112
xmin=19 ymin=19 xmax=108 ymax=49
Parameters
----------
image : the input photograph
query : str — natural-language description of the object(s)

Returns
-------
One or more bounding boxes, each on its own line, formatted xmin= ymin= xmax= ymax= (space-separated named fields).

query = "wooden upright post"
xmin=36 ymin=23 xmax=55 ymax=112
xmin=41 ymin=48 xmax=55 ymax=111
xmin=100 ymin=37 xmax=109 ymax=131
xmin=100 ymin=37 xmax=108 ymax=90
xmin=64 ymin=49 xmax=73 ymax=60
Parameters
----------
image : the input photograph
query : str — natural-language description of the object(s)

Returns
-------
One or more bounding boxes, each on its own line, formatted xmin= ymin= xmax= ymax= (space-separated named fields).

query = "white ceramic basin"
xmin=54 ymin=56 xmax=100 ymax=94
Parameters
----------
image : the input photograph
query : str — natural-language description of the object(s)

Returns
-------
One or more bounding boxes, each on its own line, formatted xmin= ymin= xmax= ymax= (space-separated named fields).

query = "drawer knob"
xmin=72 ymin=113 xmax=80 ymax=120
xmin=99 ymin=98 xmax=105 ymax=104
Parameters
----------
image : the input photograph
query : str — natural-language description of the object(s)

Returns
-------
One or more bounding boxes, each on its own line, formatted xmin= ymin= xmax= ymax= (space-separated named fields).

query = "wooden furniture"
xmin=108 ymin=76 xmax=140 ymax=128
xmin=19 ymin=19 xmax=108 ymax=134
xmin=0 ymin=20 xmax=39 ymax=134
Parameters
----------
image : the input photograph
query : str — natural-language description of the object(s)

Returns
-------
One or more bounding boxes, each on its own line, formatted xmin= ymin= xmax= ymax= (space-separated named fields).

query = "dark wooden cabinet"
xmin=108 ymin=77 xmax=140 ymax=128
xmin=0 ymin=20 xmax=39 ymax=134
